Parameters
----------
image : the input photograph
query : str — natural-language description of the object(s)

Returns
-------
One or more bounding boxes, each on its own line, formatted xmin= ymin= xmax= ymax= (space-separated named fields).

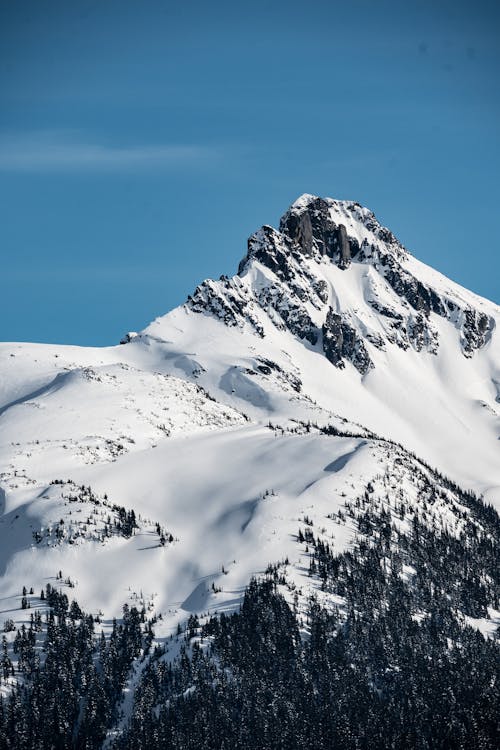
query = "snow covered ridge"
xmin=187 ymin=193 xmax=496 ymax=368
xmin=0 ymin=361 xmax=246 ymax=495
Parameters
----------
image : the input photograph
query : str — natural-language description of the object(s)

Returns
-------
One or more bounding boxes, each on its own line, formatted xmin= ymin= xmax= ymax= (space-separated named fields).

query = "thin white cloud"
xmin=3 ymin=264 xmax=185 ymax=284
xmin=0 ymin=131 xmax=219 ymax=172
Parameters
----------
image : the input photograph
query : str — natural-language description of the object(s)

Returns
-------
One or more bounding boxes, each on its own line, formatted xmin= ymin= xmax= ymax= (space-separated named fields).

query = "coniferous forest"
xmin=1 ymin=466 xmax=499 ymax=750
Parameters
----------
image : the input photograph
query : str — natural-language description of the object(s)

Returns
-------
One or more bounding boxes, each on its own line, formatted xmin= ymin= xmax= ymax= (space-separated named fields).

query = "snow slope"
xmin=1 ymin=193 xmax=499 ymax=646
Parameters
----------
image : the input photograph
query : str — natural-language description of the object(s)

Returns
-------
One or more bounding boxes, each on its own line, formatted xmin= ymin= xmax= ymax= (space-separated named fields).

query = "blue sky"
xmin=1 ymin=0 xmax=499 ymax=345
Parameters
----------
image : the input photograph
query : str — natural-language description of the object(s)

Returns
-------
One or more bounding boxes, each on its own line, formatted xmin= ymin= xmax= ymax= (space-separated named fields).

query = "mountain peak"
xmin=239 ymin=194 xmax=408 ymax=278
xmin=185 ymin=193 xmax=495 ymax=372
xmin=279 ymin=193 xmax=407 ymax=266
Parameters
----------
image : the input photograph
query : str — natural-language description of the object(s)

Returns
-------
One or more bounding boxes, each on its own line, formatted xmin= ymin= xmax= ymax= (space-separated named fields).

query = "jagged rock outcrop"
xmin=322 ymin=309 xmax=373 ymax=374
xmin=281 ymin=197 xmax=332 ymax=257
xmin=187 ymin=279 xmax=264 ymax=336
xmin=461 ymin=308 xmax=493 ymax=356
xmin=335 ymin=224 xmax=351 ymax=269
xmin=185 ymin=193 xmax=495 ymax=371
xmin=280 ymin=196 xmax=358 ymax=267
xmin=407 ymin=313 xmax=439 ymax=354
xmin=239 ymin=226 xmax=297 ymax=280
xmin=280 ymin=206 xmax=315 ymax=256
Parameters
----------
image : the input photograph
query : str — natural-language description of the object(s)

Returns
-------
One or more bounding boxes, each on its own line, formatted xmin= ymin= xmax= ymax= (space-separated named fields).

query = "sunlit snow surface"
xmin=1 ymin=194 xmax=499 ymax=651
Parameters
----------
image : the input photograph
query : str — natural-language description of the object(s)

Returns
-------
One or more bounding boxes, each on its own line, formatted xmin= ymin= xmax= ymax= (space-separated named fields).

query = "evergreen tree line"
xmin=1 ymin=451 xmax=500 ymax=748
xmin=115 ymin=478 xmax=500 ymax=749
xmin=0 ymin=584 xmax=149 ymax=750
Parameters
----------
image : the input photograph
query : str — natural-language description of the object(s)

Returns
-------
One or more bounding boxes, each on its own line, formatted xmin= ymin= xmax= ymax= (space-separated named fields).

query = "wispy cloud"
xmin=3 ymin=264 xmax=183 ymax=284
xmin=0 ymin=131 xmax=219 ymax=172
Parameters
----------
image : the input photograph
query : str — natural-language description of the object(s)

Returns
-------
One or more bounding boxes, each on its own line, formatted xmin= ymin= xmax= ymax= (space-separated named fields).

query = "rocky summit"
xmin=188 ymin=194 xmax=493 ymax=374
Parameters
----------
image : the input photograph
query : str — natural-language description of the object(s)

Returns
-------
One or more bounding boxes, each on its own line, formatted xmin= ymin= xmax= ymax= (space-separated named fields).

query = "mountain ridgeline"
xmin=0 ymin=195 xmax=499 ymax=748
xmin=187 ymin=195 xmax=494 ymax=373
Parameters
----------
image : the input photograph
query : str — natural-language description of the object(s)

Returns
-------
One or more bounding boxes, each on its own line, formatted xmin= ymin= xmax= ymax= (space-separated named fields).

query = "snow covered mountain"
xmin=1 ymin=194 xmax=499 ymax=748
xmin=142 ymin=193 xmax=500 ymax=501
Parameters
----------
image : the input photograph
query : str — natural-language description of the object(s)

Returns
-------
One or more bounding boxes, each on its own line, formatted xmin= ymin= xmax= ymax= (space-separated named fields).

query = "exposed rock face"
xmin=461 ymin=308 xmax=493 ymax=357
xmin=335 ymin=224 xmax=351 ymax=269
xmin=321 ymin=310 xmax=343 ymax=368
xmin=407 ymin=313 xmax=439 ymax=354
xmin=119 ymin=331 xmax=138 ymax=345
xmin=185 ymin=193 xmax=495 ymax=372
xmin=288 ymin=209 xmax=314 ymax=256
xmin=187 ymin=279 xmax=264 ymax=337
xmin=382 ymin=263 xmax=447 ymax=317
xmin=280 ymin=197 xmax=356 ymax=267
xmin=240 ymin=226 xmax=296 ymax=280
xmin=280 ymin=197 xmax=330 ymax=256
xmin=255 ymin=280 xmax=318 ymax=344
xmin=322 ymin=309 xmax=373 ymax=375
